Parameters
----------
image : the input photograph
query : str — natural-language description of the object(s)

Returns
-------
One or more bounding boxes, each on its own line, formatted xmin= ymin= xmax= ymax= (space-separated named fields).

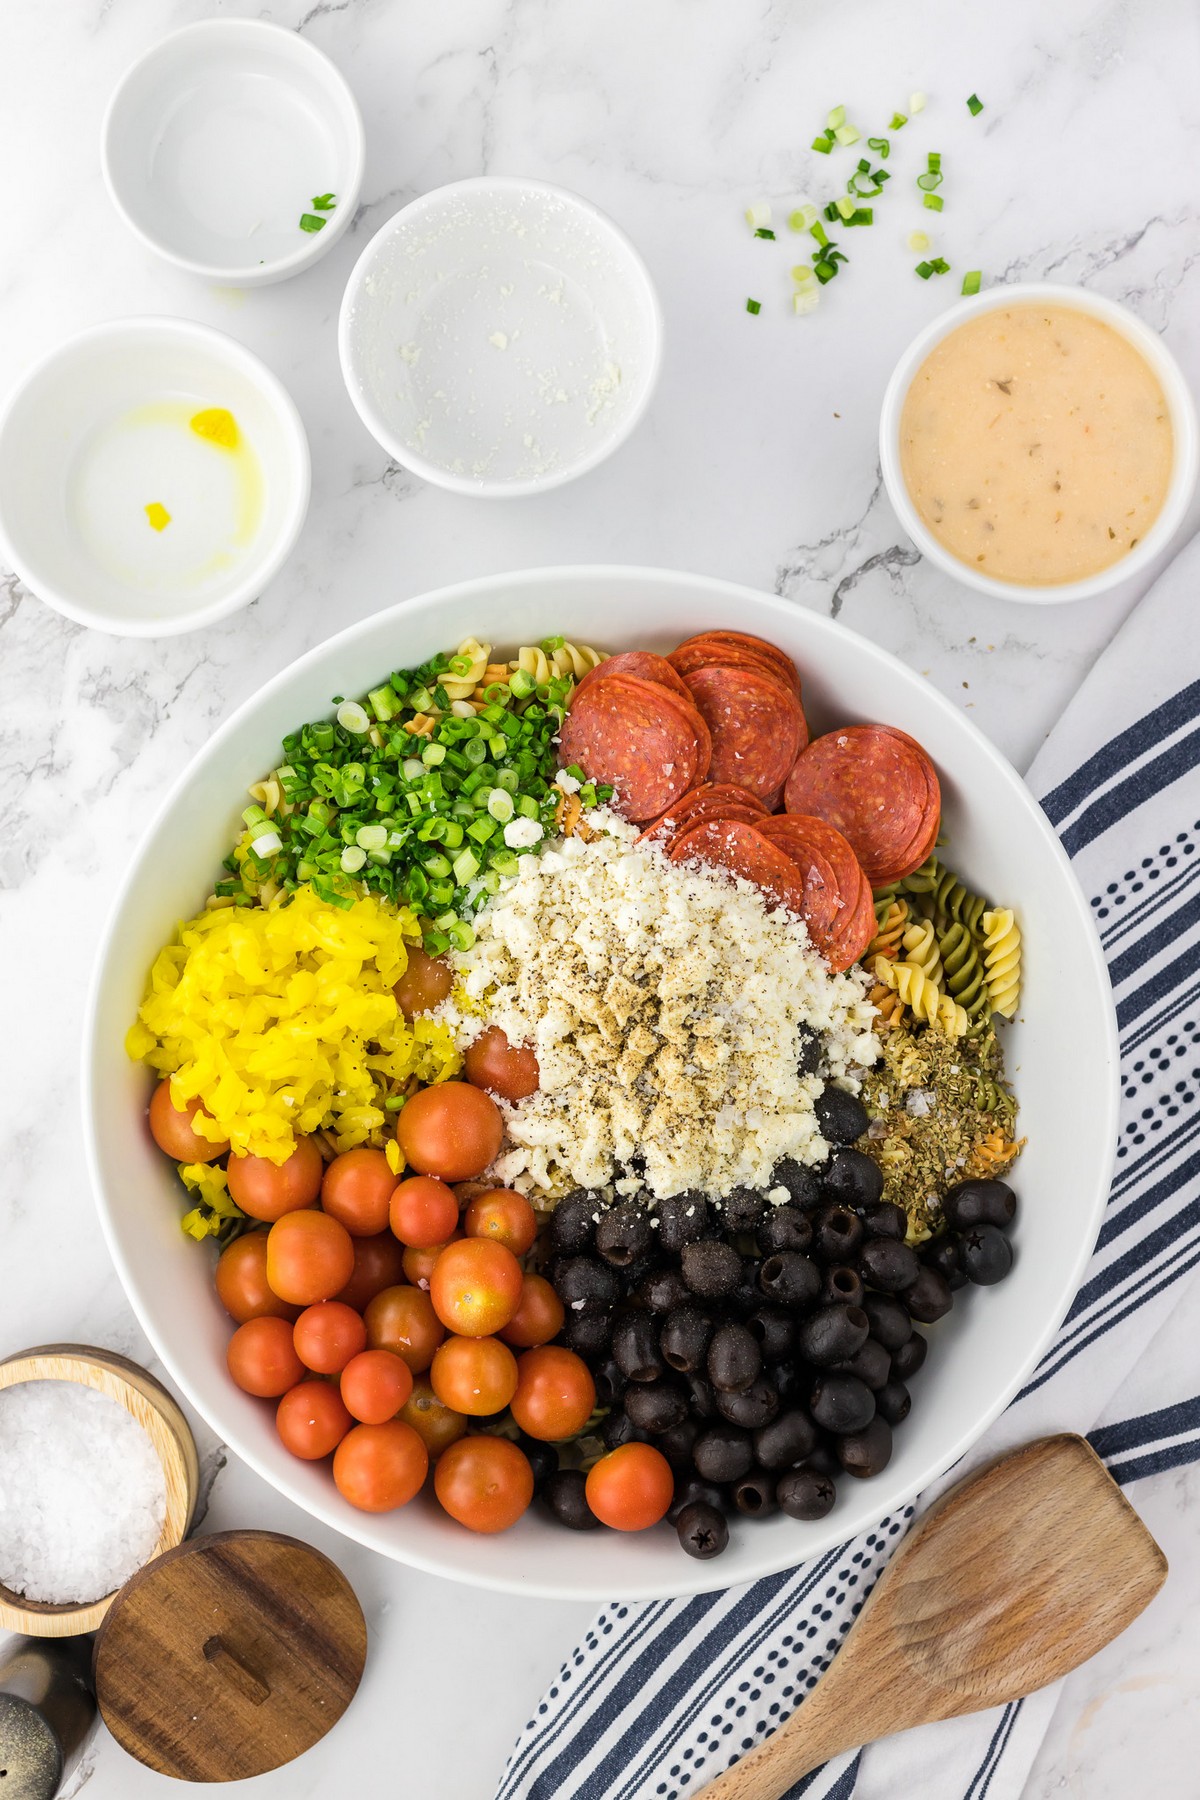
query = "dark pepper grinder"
xmin=0 ymin=1636 xmax=96 ymax=1800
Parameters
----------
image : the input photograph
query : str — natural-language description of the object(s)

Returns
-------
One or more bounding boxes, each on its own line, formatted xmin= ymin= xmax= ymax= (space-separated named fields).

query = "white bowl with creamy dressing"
xmin=85 ymin=566 xmax=1116 ymax=1600
xmin=0 ymin=318 xmax=310 ymax=636
xmin=880 ymin=284 xmax=1198 ymax=604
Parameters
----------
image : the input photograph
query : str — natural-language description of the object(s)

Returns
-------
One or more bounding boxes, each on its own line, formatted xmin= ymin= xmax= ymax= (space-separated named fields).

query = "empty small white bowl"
xmin=879 ymin=282 xmax=1199 ymax=605
xmin=0 ymin=318 xmax=311 ymax=637
xmin=102 ymin=19 xmax=365 ymax=286
xmin=338 ymin=177 xmax=663 ymax=496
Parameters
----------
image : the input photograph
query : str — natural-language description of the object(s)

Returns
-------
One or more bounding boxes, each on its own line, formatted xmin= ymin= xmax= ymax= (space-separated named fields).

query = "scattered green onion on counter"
xmin=746 ymin=297 xmax=762 ymax=314
xmin=754 ymin=227 xmax=777 ymax=240
xmin=962 ymin=270 xmax=982 ymax=295
xmin=923 ymin=192 xmax=944 ymax=211
xmin=967 ymin=94 xmax=984 ymax=116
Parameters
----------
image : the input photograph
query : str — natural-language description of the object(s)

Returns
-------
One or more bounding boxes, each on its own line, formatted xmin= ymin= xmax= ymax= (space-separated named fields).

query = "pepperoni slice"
xmin=636 ymin=782 xmax=769 ymax=845
xmin=670 ymin=632 xmax=802 ymax=697
xmin=667 ymin=819 xmax=810 ymax=914
xmin=681 ymin=666 xmax=808 ymax=804
xmin=756 ymin=815 xmax=877 ymax=970
xmin=574 ymin=652 xmax=694 ymax=705
xmin=558 ymin=674 xmax=708 ymax=822
xmin=783 ymin=725 xmax=940 ymax=885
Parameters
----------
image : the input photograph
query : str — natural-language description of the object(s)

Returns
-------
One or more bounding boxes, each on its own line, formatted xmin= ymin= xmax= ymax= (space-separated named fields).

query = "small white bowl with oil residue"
xmin=338 ymin=177 xmax=663 ymax=496
xmin=0 ymin=318 xmax=310 ymax=637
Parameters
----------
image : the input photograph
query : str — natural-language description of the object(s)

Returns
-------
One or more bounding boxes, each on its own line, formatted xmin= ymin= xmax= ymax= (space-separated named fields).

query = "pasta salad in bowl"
xmin=85 ymin=567 xmax=1116 ymax=1599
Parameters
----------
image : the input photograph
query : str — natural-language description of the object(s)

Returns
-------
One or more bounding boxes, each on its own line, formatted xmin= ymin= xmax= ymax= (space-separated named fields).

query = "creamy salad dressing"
xmin=899 ymin=303 xmax=1173 ymax=586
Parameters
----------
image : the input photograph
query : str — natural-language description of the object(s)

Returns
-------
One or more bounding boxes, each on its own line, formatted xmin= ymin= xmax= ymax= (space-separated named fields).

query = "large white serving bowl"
xmin=84 ymin=566 xmax=1116 ymax=1600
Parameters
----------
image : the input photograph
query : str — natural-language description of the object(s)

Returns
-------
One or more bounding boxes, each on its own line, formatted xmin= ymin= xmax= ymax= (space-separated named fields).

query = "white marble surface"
xmin=1 ymin=0 xmax=1198 ymax=1794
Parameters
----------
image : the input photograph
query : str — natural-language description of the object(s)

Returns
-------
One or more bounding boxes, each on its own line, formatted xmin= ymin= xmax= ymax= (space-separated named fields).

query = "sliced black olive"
xmin=757 ymin=1251 xmax=821 ymax=1308
xmin=813 ymin=1204 xmax=864 ymax=1264
xmin=707 ymin=1321 xmax=762 ymax=1393
xmin=796 ymin=1302 xmax=869 ymax=1367
xmin=693 ymin=1424 xmax=754 ymax=1484
xmin=753 ymin=1408 xmax=818 ymax=1470
xmin=904 ymin=1265 xmax=954 ymax=1324
xmin=656 ymin=1191 xmax=711 ymax=1254
xmin=624 ymin=1380 xmax=688 ymax=1434
xmin=660 ymin=1308 xmax=712 ymax=1374
xmin=612 ymin=1312 xmax=664 ymax=1383
xmin=744 ymin=1307 xmax=796 ymax=1364
xmin=809 ymin=1372 xmax=875 ymax=1434
xmin=858 ymin=1236 xmax=920 ymax=1293
xmin=595 ymin=1200 xmax=654 ymax=1268
xmin=889 ymin=1331 xmax=927 ymax=1381
xmin=770 ymin=1159 xmax=821 ymax=1210
xmin=681 ymin=1239 xmax=742 ymax=1299
xmin=959 ymin=1222 xmax=1015 ymax=1285
xmin=861 ymin=1202 xmax=908 ymax=1242
xmin=549 ymin=1189 xmax=598 ymax=1256
xmin=822 ymin=1264 xmax=864 ymax=1309
xmin=676 ymin=1500 xmax=729 ymax=1559
xmin=720 ymin=1187 xmax=768 ymax=1232
xmin=777 ymin=1466 xmax=837 ymax=1520
xmin=862 ymin=1291 xmax=912 ymax=1352
xmin=942 ymin=1179 xmax=1017 ymax=1232
xmin=715 ymin=1377 xmax=780 ymax=1430
xmin=821 ymin=1148 xmax=884 ymax=1209
xmin=732 ymin=1469 xmax=778 ymax=1517
xmin=836 ymin=1414 xmax=893 ymax=1479
xmin=756 ymin=1205 xmax=813 ymax=1256
xmin=543 ymin=1468 xmax=600 ymax=1528
xmin=554 ymin=1255 xmax=620 ymax=1312
xmin=875 ymin=1379 xmax=911 ymax=1426
xmin=815 ymin=1086 xmax=869 ymax=1145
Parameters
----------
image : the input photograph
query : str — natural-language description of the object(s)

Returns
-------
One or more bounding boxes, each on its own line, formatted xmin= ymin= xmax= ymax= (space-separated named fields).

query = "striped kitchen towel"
xmin=496 ymin=530 xmax=1200 ymax=1800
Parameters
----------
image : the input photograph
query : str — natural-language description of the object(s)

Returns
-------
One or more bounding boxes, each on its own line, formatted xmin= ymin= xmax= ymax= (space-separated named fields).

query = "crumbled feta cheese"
xmin=767 ymin=1186 xmax=790 ymax=1205
xmin=503 ymin=818 xmax=544 ymax=850
xmin=450 ymin=828 xmax=878 ymax=1200
xmin=554 ymin=772 xmax=581 ymax=794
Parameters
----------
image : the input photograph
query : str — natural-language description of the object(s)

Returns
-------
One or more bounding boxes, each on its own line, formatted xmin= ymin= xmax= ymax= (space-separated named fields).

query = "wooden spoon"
xmin=694 ymin=1434 xmax=1166 ymax=1800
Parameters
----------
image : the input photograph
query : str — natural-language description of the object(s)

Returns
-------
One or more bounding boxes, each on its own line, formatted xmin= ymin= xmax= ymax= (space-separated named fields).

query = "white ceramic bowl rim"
xmin=337 ymin=177 xmax=664 ymax=498
xmin=83 ymin=565 xmax=1117 ymax=1599
xmin=101 ymin=18 xmax=366 ymax=284
xmin=879 ymin=281 xmax=1200 ymax=605
xmin=0 ymin=315 xmax=311 ymax=637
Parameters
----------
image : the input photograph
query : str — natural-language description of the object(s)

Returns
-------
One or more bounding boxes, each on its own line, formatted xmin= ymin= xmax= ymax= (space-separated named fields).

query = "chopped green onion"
xmin=487 ymin=789 xmax=515 ymax=823
xmin=908 ymin=230 xmax=931 ymax=253
xmin=966 ymin=93 xmax=984 ymax=116
xmin=867 ymin=136 xmax=890 ymax=158
xmin=916 ymin=170 xmax=943 ymax=192
xmin=835 ymin=195 xmax=855 ymax=220
xmin=356 ymin=824 xmax=389 ymax=852
xmin=930 ymin=256 xmax=950 ymax=274
xmin=509 ymin=668 xmax=536 ymax=698
xmin=754 ymin=227 xmax=776 ymax=240
xmin=811 ymin=134 xmax=833 ymax=154
xmin=788 ymin=204 xmax=818 ymax=231
xmin=823 ymin=202 xmax=839 ymax=223
xmin=451 ymin=848 xmax=481 ymax=884
xmin=910 ymin=91 xmax=927 ymax=113
xmin=421 ymin=742 xmax=446 ymax=767
xmin=250 ymin=830 xmax=282 ymax=857
xmin=447 ymin=922 xmax=475 ymax=952
xmin=809 ymin=220 xmax=829 ymax=248
xmin=814 ymin=259 xmax=837 ymax=284
xmin=962 ymin=269 xmax=982 ymax=295
xmin=833 ymin=124 xmax=860 ymax=146
xmin=745 ymin=297 xmax=762 ymax=314
xmin=826 ymin=104 xmax=846 ymax=130
xmin=367 ymin=684 xmax=398 ymax=721
xmin=922 ymin=192 xmax=944 ymax=211
xmin=889 ymin=112 xmax=908 ymax=130
xmin=336 ymin=701 xmax=370 ymax=734
xmin=340 ymin=845 xmax=367 ymax=873
xmin=744 ymin=201 xmax=773 ymax=230
xmin=915 ymin=260 xmax=934 ymax=280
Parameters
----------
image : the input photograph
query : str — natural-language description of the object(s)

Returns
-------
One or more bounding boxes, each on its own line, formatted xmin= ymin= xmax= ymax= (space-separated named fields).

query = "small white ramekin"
xmin=338 ymin=177 xmax=663 ymax=497
xmin=102 ymin=19 xmax=365 ymax=287
xmin=879 ymin=282 xmax=1199 ymax=605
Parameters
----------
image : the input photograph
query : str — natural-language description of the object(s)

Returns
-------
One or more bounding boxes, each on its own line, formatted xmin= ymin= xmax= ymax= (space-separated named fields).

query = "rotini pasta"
xmin=439 ymin=637 xmax=492 ymax=701
xmin=900 ymin=917 xmax=943 ymax=987
xmin=514 ymin=640 xmax=604 ymax=688
xmin=867 ymin=896 xmax=908 ymax=962
xmin=939 ymin=920 xmax=990 ymax=1021
xmin=966 ymin=1127 xmax=1024 ymax=1179
xmin=871 ymin=956 xmax=969 ymax=1037
xmin=867 ymin=981 xmax=904 ymax=1028
xmin=981 ymin=907 xmax=1022 ymax=1018
xmin=901 ymin=855 xmax=990 ymax=936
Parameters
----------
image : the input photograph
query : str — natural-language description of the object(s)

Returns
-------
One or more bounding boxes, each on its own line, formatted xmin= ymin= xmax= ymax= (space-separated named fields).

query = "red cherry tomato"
xmin=215 ymin=1232 xmax=299 ymax=1325
xmin=292 ymin=1301 xmax=367 ymax=1375
xmin=333 ymin=1420 xmax=429 ymax=1513
xmin=389 ymin=1176 xmax=459 ymax=1249
xmin=266 ymin=1210 xmax=355 ymax=1306
xmin=430 ymin=1334 xmax=518 ymax=1416
xmin=429 ymin=1239 xmax=523 ymax=1337
xmin=395 ymin=1082 xmax=503 ymax=1182
xmin=464 ymin=1188 xmax=537 ymax=1256
xmin=434 ymin=1437 xmax=534 ymax=1534
xmin=393 ymin=946 xmax=453 ymax=1019
xmin=340 ymin=1348 xmax=414 ymax=1424
xmin=227 ymin=1136 xmax=324 ymax=1223
xmin=226 ymin=1316 xmax=306 ymax=1397
xmin=148 ymin=1081 xmax=229 ymax=1162
xmin=402 ymin=1231 xmax=462 ymax=1289
xmin=334 ymin=1232 xmax=408 ymax=1312
xmin=499 ymin=1273 xmax=565 ymax=1349
xmin=364 ymin=1284 xmax=445 ymax=1372
xmin=463 ymin=1027 xmax=540 ymax=1102
xmin=320 ymin=1147 xmax=398 ymax=1237
xmin=509 ymin=1346 xmax=596 ymax=1441
xmin=585 ymin=1443 xmax=674 ymax=1530
xmin=399 ymin=1377 xmax=468 ymax=1457
xmin=276 ymin=1380 xmax=352 ymax=1460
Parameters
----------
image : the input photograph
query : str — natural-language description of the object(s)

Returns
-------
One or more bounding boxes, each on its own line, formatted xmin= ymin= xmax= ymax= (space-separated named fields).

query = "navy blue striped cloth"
xmin=497 ymin=533 xmax=1200 ymax=1800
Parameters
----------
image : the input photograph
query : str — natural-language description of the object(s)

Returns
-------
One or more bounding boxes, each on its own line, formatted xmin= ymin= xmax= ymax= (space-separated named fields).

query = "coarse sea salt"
xmin=0 ymin=1381 xmax=167 ymax=1604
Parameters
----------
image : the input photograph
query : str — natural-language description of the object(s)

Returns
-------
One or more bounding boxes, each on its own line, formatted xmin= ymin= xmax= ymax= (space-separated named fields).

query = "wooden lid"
xmin=92 ymin=1530 xmax=367 ymax=1782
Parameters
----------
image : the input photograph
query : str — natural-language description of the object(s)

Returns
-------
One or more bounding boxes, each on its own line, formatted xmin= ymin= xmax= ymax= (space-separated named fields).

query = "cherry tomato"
xmin=266 ymin=1210 xmax=355 ymax=1307
xmin=499 ymin=1273 xmax=565 ymax=1349
xmin=333 ymin=1419 xmax=429 ymax=1513
xmin=464 ymin=1188 xmax=537 ymax=1256
xmin=402 ymin=1231 xmax=462 ymax=1289
xmin=585 ymin=1442 xmax=674 ymax=1530
xmin=364 ymin=1284 xmax=445 ymax=1372
xmin=226 ymin=1316 xmax=306 ymax=1397
xmin=148 ymin=1081 xmax=229 ymax=1162
xmin=393 ymin=946 xmax=453 ymax=1019
xmin=399 ymin=1376 xmax=468 ymax=1457
xmin=395 ymin=1082 xmax=503 ymax=1182
xmin=340 ymin=1348 xmax=414 ymax=1424
xmin=429 ymin=1239 xmax=523 ymax=1337
xmin=430 ymin=1334 xmax=518 ymax=1416
xmin=463 ymin=1027 xmax=540 ymax=1102
xmin=292 ymin=1301 xmax=367 ymax=1375
xmin=215 ymin=1232 xmax=299 ymax=1325
xmin=320 ymin=1147 xmax=398 ymax=1237
xmin=228 ymin=1136 xmax=324 ymax=1223
xmin=276 ymin=1380 xmax=352 ymax=1460
xmin=334 ymin=1232 xmax=408 ymax=1312
xmin=509 ymin=1346 xmax=596 ymax=1441
xmin=434 ymin=1436 xmax=534 ymax=1534
xmin=389 ymin=1175 xmax=459 ymax=1249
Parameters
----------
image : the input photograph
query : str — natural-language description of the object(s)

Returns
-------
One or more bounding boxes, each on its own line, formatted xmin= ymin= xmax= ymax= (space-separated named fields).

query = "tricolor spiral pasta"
xmin=939 ymin=920 xmax=990 ymax=1022
xmin=981 ymin=908 xmax=1022 ymax=1019
xmin=900 ymin=917 xmax=943 ymax=988
xmin=514 ymin=641 xmax=604 ymax=688
xmin=901 ymin=856 xmax=990 ymax=937
xmin=440 ymin=638 xmax=492 ymax=701
xmin=871 ymin=956 xmax=969 ymax=1037
xmin=868 ymin=896 xmax=908 ymax=962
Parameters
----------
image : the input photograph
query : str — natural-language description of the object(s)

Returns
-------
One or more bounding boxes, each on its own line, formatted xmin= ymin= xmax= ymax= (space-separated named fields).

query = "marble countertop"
xmin=2 ymin=0 xmax=1198 ymax=1794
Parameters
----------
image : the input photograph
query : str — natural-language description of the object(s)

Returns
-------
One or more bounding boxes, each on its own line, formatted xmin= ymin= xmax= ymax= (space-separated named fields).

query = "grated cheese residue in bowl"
xmin=446 ymin=818 xmax=879 ymax=1200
